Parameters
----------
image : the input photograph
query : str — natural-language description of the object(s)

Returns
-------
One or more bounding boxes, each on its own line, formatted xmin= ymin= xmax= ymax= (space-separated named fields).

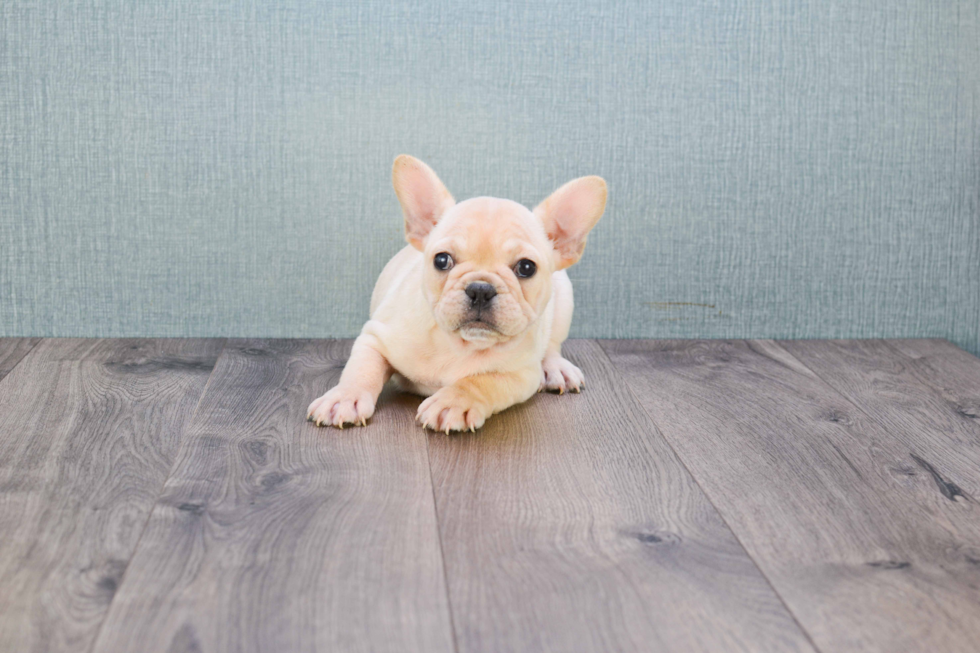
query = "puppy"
xmin=307 ymin=155 xmax=607 ymax=432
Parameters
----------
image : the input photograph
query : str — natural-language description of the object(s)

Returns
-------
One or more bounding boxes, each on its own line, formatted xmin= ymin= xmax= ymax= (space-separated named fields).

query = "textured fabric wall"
xmin=2 ymin=1 xmax=978 ymax=353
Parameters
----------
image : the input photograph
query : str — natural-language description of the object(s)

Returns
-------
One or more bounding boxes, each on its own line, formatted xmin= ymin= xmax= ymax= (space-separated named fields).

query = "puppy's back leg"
xmin=308 ymin=333 xmax=392 ymax=428
xmin=540 ymin=271 xmax=585 ymax=394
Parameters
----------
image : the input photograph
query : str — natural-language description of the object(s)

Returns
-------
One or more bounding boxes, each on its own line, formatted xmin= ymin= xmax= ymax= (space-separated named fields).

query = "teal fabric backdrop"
xmin=2 ymin=1 xmax=978 ymax=353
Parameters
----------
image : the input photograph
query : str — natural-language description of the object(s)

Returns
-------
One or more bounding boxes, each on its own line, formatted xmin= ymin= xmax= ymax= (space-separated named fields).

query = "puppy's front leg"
xmin=539 ymin=271 xmax=584 ymax=394
xmin=308 ymin=334 xmax=391 ymax=428
xmin=417 ymin=367 xmax=540 ymax=433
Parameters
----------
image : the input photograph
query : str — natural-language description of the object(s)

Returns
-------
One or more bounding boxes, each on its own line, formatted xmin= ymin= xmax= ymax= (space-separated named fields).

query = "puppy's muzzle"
xmin=465 ymin=282 xmax=497 ymax=310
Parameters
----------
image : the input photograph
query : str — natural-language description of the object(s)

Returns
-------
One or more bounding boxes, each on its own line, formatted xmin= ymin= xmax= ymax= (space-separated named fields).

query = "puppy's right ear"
xmin=392 ymin=155 xmax=455 ymax=250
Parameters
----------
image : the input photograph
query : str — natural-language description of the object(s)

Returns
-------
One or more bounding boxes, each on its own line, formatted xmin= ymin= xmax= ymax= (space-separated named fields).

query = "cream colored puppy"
xmin=307 ymin=155 xmax=607 ymax=432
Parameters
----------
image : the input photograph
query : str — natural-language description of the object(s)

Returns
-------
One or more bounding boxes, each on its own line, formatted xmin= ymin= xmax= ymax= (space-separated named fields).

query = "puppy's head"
xmin=393 ymin=155 xmax=606 ymax=347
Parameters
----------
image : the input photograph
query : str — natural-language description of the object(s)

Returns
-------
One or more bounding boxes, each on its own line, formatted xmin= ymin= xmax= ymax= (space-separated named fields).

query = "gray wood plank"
xmin=0 ymin=337 xmax=40 ymax=381
xmin=603 ymin=339 xmax=980 ymax=652
xmin=0 ymin=338 xmax=223 ymax=653
xmin=91 ymin=340 xmax=455 ymax=653
xmin=780 ymin=339 xmax=980 ymax=499
xmin=884 ymin=338 xmax=980 ymax=428
xmin=427 ymin=340 xmax=816 ymax=653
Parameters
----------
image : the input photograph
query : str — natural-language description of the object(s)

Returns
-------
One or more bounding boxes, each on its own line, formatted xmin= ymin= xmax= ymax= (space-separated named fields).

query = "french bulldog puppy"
xmin=307 ymin=155 xmax=607 ymax=432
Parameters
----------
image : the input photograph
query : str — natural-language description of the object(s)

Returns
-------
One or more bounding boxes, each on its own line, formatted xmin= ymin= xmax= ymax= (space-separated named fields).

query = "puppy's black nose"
xmin=465 ymin=282 xmax=497 ymax=307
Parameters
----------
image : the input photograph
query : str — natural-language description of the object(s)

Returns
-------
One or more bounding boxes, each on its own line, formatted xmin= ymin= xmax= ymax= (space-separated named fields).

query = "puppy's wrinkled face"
xmin=422 ymin=198 xmax=554 ymax=344
xmin=392 ymin=154 xmax=606 ymax=348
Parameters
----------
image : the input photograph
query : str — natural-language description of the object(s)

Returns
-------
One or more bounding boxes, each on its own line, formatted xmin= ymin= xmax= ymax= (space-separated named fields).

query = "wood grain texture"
xmin=884 ymin=339 xmax=980 ymax=429
xmin=603 ymin=339 xmax=980 ymax=652
xmin=91 ymin=340 xmax=455 ymax=653
xmin=426 ymin=340 xmax=815 ymax=653
xmin=0 ymin=338 xmax=223 ymax=653
xmin=779 ymin=339 xmax=980 ymax=500
xmin=0 ymin=337 xmax=40 ymax=380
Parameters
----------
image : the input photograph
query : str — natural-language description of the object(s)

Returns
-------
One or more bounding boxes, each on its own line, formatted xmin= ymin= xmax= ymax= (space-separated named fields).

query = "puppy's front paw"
xmin=539 ymin=356 xmax=584 ymax=394
xmin=417 ymin=386 xmax=488 ymax=433
xmin=307 ymin=386 xmax=376 ymax=429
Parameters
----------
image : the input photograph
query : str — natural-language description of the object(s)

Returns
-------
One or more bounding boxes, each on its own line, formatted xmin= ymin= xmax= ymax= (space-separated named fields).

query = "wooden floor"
xmin=0 ymin=339 xmax=978 ymax=653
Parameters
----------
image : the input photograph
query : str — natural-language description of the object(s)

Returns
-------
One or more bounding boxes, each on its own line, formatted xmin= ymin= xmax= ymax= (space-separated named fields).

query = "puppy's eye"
xmin=433 ymin=252 xmax=454 ymax=271
xmin=515 ymin=259 xmax=537 ymax=278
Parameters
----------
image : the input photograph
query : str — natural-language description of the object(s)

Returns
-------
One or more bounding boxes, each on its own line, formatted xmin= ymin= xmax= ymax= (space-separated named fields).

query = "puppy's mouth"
xmin=456 ymin=317 xmax=502 ymax=341
xmin=459 ymin=318 xmax=499 ymax=333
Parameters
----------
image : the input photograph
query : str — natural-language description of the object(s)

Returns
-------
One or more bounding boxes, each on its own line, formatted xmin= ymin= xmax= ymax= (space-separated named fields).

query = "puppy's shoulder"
xmin=371 ymin=245 xmax=423 ymax=316
xmin=551 ymin=268 xmax=573 ymax=304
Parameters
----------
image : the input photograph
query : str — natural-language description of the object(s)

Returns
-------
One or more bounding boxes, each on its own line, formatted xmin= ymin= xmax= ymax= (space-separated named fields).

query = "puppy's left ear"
xmin=533 ymin=176 xmax=607 ymax=269
xmin=393 ymin=155 xmax=456 ymax=251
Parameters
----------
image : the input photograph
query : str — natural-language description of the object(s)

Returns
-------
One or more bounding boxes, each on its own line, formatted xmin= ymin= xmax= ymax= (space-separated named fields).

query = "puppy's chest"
xmin=385 ymin=337 xmax=526 ymax=390
xmin=387 ymin=345 xmax=491 ymax=389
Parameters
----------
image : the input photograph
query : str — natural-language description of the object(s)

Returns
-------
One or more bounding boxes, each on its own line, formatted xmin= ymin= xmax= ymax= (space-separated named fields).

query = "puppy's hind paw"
xmin=307 ymin=386 xmax=376 ymax=429
xmin=540 ymin=356 xmax=584 ymax=394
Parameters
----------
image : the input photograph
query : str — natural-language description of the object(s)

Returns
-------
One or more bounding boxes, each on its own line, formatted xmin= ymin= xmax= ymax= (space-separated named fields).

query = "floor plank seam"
xmin=84 ymin=338 xmax=230 ymax=653
xmin=422 ymin=422 xmax=462 ymax=653
xmin=771 ymin=339 xmax=970 ymax=487
xmin=0 ymin=336 xmax=43 ymax=384
xmin=878 ymin=338 xmax=976 ymax=397
xmin=594 ymin=339 xmax=826 ymax=653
